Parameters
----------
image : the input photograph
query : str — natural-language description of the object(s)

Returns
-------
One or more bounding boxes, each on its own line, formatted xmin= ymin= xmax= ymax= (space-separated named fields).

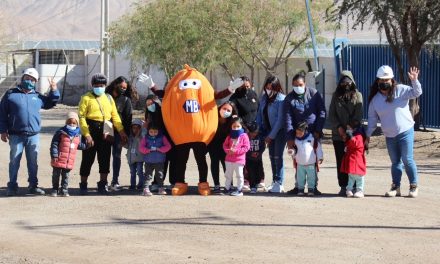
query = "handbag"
xmin=96 ymin=94 xmax=115 ymax=143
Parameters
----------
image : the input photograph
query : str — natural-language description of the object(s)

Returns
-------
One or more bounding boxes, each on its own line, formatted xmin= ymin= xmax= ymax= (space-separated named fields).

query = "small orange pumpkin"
xmin=162 ymin=64 xmax=218 ymax=145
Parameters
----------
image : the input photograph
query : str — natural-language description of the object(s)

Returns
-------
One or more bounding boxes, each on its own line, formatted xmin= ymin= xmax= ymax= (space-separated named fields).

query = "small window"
xmin=39 ymin=50 xmax=84 ymax=65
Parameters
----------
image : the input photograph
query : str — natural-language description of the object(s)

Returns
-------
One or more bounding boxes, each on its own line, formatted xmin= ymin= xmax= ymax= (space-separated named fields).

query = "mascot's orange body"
xmin=162 ymin=64 xmax=218 ymax=195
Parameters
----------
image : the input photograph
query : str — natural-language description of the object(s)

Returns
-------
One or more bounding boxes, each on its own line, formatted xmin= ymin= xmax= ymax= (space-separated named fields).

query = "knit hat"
xmin=131 ymin=118 xmax=143 ymax=127
xmin=67 ymin=112 xmax=79 ymax=125
xmin=91 ymin=73 xmax=107 ymax=86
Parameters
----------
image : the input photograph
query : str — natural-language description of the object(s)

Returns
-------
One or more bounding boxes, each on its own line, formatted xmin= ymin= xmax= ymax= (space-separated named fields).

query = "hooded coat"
xmin=328 ymin=71 xmax=364 ymax=142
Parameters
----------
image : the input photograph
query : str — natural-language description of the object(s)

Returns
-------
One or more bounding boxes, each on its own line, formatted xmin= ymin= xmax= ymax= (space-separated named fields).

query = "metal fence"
xmin=334 ymin=38 xmax=440 ymax=128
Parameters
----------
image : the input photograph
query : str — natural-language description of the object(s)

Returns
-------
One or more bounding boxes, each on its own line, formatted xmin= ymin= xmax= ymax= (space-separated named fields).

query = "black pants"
xmin=174 ymin=142 xmax=208 ymax=183
xmin=208 ymin=141 xmax=226 ymax=186
xmin=80 ymin=120 xmax=112 ymax=177
xmin=52 ymin=167 xmax=70 ymax=190
xmin=333 ymin=140 xmax=349 ymax=188
xmin=246 ymin=159 xmax=264 ymax=188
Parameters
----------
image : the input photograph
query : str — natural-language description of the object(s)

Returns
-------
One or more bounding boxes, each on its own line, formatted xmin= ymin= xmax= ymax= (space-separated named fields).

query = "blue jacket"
xmin=140 ymin=133 xmax=171 ymax=164
xmin=256 ymin=93 xmax=286 ymax=139
xmin=283 ymin=87 xmax=326 ymax=141
xmin=0 ymin=87 xmax=60 ymax=134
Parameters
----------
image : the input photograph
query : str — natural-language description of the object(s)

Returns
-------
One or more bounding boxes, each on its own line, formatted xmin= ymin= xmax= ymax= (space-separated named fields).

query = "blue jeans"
xmin=347 ymin=174 xmax=364 ymax=192
xmin=8 ymin=134 xmax=40 ymax=187
xmin=297 ymin=164 xmax=316 ymax=190
xmin=111 ymin=133 xmax=122 ymax=185
xmin=385 ymin=127 xmax=418 ymax=186
xmin=129 ymin=162 xmax=144 ymax=188
xmin=268 ymin=130 xmax=286 ymax=184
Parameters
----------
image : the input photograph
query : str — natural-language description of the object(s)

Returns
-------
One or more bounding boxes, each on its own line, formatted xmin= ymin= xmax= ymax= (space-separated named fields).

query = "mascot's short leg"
xmin=172 ymin=182 xmax=188 ymax=196
xmin=198 ymin=182 xmax=211 ymax=196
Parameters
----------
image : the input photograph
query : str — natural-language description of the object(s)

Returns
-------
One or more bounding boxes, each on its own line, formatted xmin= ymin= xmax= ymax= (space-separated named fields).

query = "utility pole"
xmin=305 ymin=0 xmax=319 ymax=71
xmin=100 ymin=0 xmax=110 ymax=78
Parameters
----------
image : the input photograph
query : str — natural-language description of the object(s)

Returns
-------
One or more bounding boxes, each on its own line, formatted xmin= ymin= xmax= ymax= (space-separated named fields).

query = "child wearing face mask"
xmin=49 ymin=112 xmax=87 ymax=197
xmin=223 ymin=117 xmax=251 ymax=196
xmin=208 ymin=101 xmax=238 ymax=193
xmin=341 ymin=122 xmax=367 ymax=198
xmin=139 ymin=123 xmax=172 ymax=196
xmin=290 ymin=122 xmax=323 ymax=196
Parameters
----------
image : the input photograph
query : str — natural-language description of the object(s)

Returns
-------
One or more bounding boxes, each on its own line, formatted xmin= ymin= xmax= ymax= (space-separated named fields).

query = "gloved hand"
xmin=138 ymin=73 xmax=155 ymax=88
xmin=228 ymin=77 xmax=244 ymax=93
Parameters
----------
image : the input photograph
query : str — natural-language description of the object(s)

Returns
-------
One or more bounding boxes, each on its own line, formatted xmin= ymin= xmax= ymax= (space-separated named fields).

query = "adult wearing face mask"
xmin=208 ymin=101 xmax=239 ymax=193
xmin=284 ymin=71 xmax=326 ymax=195
xmin=78 ymin=73 xmax=127 ymax=195
xmin=256 ymin=76 xmax=286 ymax=193
xmin=0 ymin=68 xmax=60 ymax=196
xmin=229 ymin=76 xmax=259 ymax=129
xmin=105 ymin=76 xmax=133 ymax=191
xmin=367 ymin=66 xmax=421 ymax=198
xmin=329 ymin=71 xmax=363 ymax=196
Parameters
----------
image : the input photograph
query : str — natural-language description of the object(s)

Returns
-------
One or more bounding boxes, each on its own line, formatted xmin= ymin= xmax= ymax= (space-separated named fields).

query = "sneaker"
xmin=230 ymin=190 xmax=243 ymax=196
xmin=268 ymin=182 xmax=283 ymax=193
xmin=50 ymin=189 xmax=58 ymax=197
xmin=250 ymin=188 xmax=257 ymax=194
xmin=257 ymin=182 xmax=266 ymax=189
xmin=346 ymin=190 xmax=354 ymax=197
xmin=142 ymin=187 xmax=153 ymax=196
xmin=307 ymin=188 xmax=315 ymax=196
xmin=157 ymin=187 xmax=167 ymax=195
xmin=314 ymin=188 xmax=322 ymax=195
xmin=287 ymin=187 xmax=299 ymax=195
xmin=213 ymin=185 xmax=222 ymax=194
xmin=110 ymin=183 xmax=122 ymax=192
xmin=6 ymin=183 xmax=18 ymax=196
xmin=150 ymin=184 xmax=159 ymax=192
xmin=242 ymin=184 xmax=250 ymax=192
xmin=385 ymin=184 xmax=401 ymax=197
xmin=408 ymin=184 xmax=418 ymax=198
xmin=59 ymin=190 xmax=70 ymax=197
xmin=354 ymin=191 xmax=364 ymax=198
xmin=338 ymin=187 xmax=347 ymax=196
xmin=28 ymin=186 xmax=45 ymax=195
xmin=297 ymin=189 xmax=305 ymax=196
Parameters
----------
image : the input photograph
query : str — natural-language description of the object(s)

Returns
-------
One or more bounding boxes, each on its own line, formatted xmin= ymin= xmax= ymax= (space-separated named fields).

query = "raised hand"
xmin=48 ymin=77 xmax=57 ymax=90
xmin=407 ymin=67 xmax=419 ymax=81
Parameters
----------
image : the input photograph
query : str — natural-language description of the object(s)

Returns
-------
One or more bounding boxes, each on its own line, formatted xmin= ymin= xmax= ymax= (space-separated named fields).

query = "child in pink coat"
xmin=223 ymin=117 xmax=250 ymax=196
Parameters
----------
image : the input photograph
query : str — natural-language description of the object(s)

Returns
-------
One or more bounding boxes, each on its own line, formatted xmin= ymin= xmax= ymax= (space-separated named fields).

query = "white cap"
xmin=22 ymin=68 xmax=39 ymax=81
xmin=376 ymin=65 xmax=394 ymax=79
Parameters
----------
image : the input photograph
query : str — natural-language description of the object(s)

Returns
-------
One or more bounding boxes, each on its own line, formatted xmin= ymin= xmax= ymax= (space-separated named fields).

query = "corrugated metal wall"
xmin=336 ymin=42 xmax=440 ymax=128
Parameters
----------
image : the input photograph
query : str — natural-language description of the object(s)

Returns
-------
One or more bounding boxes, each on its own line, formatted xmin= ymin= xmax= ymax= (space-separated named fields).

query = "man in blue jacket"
xmin=0 ymin=68 xmax=60 ymax=196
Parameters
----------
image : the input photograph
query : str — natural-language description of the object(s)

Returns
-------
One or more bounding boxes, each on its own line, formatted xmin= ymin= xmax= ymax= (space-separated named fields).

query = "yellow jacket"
xmin=78 ymin=92 xmax=124 ymax=137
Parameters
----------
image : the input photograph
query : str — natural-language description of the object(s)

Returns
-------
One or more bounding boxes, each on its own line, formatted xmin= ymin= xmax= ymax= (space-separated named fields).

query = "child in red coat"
xmin=340 ymin=123 xmax=367 ymax=198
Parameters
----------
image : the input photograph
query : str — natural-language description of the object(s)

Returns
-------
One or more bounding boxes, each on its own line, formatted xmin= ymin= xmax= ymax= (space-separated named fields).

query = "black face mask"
xmin=379 ymin=82 xmax=391 ymax=91
xmin=117 ymin=88 xmax=126 ymax=95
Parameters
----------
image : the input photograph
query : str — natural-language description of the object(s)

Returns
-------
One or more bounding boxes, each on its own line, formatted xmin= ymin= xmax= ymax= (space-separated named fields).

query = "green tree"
xmin=328 ymin=0 xmax=440 ymax=128
xmin=110 ymin=0 xmax=332 ymax=81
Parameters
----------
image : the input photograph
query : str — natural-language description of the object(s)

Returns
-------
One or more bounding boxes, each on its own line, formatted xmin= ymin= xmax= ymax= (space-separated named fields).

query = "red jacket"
xmin=50 ymin=129 xmax=86 ymax=170
xmin=340 ymin=133 xmax=366 ymax=176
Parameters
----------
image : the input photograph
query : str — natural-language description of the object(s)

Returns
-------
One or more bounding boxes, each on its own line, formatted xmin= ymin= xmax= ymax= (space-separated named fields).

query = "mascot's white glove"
xmin=138 ymin=73 xmax=155 ymax=88
xmin=228 ymin=77 xmax=244 ymax=93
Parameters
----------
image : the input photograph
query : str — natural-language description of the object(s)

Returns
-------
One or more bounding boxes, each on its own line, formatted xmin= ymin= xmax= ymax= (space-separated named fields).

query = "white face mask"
xmin=266 ymin=89 xmax=274 ymax=97
xmin=293 ymin=86 xmax=305 ymax=95
xmin=66 ymin=125 xmax=77 ymax=131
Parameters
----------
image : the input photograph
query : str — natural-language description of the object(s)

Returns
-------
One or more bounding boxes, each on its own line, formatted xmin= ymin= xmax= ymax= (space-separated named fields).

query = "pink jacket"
xmin=223 ymin=133 xmax=250 ymax=165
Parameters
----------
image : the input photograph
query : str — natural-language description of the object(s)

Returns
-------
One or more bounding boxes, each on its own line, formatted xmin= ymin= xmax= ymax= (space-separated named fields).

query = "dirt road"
xmin=1 ymin=106 xmax=439 ymax=264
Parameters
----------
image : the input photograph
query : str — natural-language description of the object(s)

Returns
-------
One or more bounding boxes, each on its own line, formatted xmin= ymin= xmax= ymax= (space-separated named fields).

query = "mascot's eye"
xmin=179 ymin=79 xmax=201 ymax=90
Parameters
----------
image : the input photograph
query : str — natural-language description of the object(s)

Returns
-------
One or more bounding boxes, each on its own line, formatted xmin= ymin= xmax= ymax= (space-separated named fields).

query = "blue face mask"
xmin=66 ymin=125 xmax=77 ymax=131
xmin=230 ymin=128 xmax=244 ymax=139
xmin=93 ymin=87 xmax=105 ymax=96
xmin=147 ymin=104 xmax=156 ymax=112
xmin=21 ymin=79 xmax=36 ymax=90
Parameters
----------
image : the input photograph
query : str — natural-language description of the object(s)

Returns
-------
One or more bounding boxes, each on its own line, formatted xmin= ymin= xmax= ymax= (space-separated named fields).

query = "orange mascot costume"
xmin=162 ymin=64 xmax=218 ymax=195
